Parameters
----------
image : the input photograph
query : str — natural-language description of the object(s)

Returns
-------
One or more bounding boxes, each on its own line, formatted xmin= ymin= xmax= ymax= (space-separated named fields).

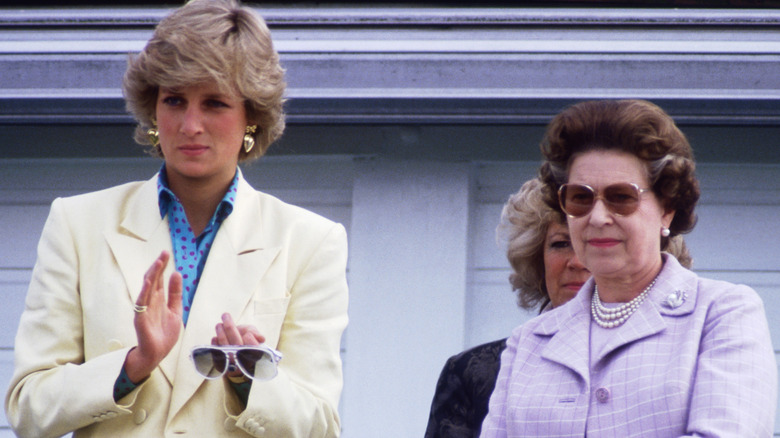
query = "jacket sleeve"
xmin=234 ymin=222 xmax=349 ymax=438
xmin=684 ymin=284 xmax=777 ymax=438
xmin=4 ymin=198 xmax=136 ymax=438
xmin=424 ymin=355 xmax=469 ymax=438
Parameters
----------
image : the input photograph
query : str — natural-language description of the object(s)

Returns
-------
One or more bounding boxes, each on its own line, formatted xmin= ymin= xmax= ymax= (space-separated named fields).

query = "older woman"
xmin=424 ymin=178 xmax=591 ymax=438
xmin=427 ymin=177 xmax=692 ymax=438
xmin=481 ymin=99 xmax=776 ymax=437
xmin=5 ymin=1 xmax=347 ymax=437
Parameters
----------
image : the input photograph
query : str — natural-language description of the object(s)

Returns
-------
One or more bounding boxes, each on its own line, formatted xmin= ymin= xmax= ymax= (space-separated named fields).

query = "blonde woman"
xmin=6 ymin=1 xmax=347 ymax=437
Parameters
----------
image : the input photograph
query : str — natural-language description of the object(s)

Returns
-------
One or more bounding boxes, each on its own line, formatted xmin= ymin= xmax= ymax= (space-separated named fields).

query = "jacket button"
xmin=133 ymin=409 xmax=147 ymax=424
xmin=107 ymin=339 xmax=123 ymax=351
xmin=595 ymin=387 xmax=610 ymax=403
xmin=223 ymin=417 xmax=238 ymax=432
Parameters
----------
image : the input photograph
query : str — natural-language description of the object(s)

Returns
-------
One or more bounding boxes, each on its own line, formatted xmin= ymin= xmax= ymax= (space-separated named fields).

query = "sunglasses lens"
xmin=191 ymin=347 xmax=229 ymax=378
xmin=236 ymin=348 xmax=277 ymax=381
xmin=603 ymin=183 xmax=641 ymax=215
xmin=560 ymin=183 xmax=642 ymax=217
xmin=560 ymin=184 xmax=595 ymax=217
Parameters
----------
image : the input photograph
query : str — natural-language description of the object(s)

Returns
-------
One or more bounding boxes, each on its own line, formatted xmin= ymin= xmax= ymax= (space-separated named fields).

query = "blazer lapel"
xmin=104 ymin=175 xmax=182 ymax=385
xmin=168 ymin=173 xmax=281 ymax=421
xmin=591 ymin=254 xmax=697 ymax=366
xmin=591 ymin=298 xmax=666 ymax=366
xmin=536 ymin=282 xmax=594 ymax=387
xmin=105 ymin=175 xmax=171 ymax=305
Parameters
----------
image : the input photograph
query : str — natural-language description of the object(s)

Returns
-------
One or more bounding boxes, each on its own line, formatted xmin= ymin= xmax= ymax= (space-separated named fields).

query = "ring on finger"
xmin=133 ymin=304 xmax=148 ymax=313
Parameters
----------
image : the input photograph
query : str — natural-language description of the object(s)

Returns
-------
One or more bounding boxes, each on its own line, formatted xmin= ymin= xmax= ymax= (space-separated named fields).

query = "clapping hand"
xmin=125 ymin=251 xmax=183 ymax=383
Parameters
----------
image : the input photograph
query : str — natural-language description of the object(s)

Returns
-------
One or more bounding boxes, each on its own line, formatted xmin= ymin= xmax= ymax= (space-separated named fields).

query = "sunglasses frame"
xmin=558 ymin=182 xmax=650 ymax=218
xmin=189 ymin=344 xmax=283 ymax=381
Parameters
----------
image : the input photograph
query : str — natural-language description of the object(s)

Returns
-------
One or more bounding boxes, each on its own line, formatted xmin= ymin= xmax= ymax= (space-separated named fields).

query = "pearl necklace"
xmin=591 ymin=278 xmax=657 ymax=329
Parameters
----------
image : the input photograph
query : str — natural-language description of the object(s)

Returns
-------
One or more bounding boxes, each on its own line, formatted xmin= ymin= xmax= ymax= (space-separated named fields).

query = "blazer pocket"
xmin=253 ymin=297 xmax=291 ymax=347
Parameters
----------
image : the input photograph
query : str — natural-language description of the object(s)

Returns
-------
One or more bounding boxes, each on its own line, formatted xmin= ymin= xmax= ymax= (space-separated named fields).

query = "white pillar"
xmin=342 ymin=158 xmax=471 ymax=437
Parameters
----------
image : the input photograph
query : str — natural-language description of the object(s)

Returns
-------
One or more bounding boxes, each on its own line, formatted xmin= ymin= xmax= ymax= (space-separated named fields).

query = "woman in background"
xmin=6 ymin=1 xmax=347 ymax=437
xmin=425 ymin=178 xmax=589 ymax=438
xmin=482 ymin=99 xmax=776 ymax=437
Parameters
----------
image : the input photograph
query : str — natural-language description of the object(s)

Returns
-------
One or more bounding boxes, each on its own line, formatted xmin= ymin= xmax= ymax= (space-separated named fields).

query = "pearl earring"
xmin=661 ymin=227 xmax=671 ymax=237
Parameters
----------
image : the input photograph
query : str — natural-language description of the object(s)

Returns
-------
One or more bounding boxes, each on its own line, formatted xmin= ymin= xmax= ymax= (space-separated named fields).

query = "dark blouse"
xmin=424 ymin=338 xmax=508 ymax=438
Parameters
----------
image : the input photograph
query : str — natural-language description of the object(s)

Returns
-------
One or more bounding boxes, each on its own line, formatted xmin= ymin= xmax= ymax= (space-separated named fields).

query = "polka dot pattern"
xmin=113 ymin=365 xmax=138 ymax=401
xmin=157 ymin=166 xmax=237 ymax=325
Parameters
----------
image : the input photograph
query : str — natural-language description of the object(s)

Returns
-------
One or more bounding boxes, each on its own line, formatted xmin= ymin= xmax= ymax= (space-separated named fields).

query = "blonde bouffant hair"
xmin=496 ymin=178 xmax=565 ymax=310
xmin=123 ymin=0 xmax=286 ymax=161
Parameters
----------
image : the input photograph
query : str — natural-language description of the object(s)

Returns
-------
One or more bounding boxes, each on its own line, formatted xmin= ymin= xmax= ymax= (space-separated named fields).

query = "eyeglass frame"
xmin=189 ymin=344 xmax=283 ymax=381
xmin=557 ymin=182 xmax=651 ymax=218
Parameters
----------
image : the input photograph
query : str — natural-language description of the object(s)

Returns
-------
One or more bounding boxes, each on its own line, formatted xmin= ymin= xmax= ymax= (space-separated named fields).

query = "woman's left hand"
xmin=213 ymin=312 xmax=265 ymax=346
xmin=213 ymin=313 xmax=266 ymax=379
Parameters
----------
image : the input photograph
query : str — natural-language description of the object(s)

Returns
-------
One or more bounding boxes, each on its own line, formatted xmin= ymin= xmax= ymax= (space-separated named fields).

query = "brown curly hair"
xmin=122 ymin=0 xmax=286 ymax=162
xmin=498 ymin=177 xmax=693 ymax=311
xmin=538 ymin=99 xmax=700 ymax=248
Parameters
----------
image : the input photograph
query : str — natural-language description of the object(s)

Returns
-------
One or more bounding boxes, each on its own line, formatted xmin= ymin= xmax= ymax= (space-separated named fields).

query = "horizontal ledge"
xmin=2 ymin=94 xmax=780 ymax=125
xmin=4 ymin=39 xmax=780 ymax=55
xmin=6 ymin=87 xmax=780 ymax=99
xmin=2 ymin=7 xmax=780 ymax=28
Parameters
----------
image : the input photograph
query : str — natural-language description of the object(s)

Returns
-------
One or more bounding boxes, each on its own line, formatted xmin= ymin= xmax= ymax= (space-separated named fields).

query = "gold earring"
xmin=147 ymin=119 xmax=160 ymax=147
xmin=243 ymin=125 xmax=257 ymax=153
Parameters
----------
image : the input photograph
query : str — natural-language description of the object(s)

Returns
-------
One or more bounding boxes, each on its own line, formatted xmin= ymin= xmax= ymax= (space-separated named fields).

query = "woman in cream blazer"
xmin=7 ymin=173 xmax=348 ymax=437
xmin=6 ymin=1 xmax=348 ymax=436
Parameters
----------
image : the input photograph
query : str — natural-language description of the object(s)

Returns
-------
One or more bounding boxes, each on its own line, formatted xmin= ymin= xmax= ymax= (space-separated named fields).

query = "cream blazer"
xmin=5 ymin=172 xmax=349 ymax=438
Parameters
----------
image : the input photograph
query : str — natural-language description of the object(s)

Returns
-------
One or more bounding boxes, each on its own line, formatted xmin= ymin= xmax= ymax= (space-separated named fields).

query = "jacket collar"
xmin=532 ymin=254 xmax=698 ymax=385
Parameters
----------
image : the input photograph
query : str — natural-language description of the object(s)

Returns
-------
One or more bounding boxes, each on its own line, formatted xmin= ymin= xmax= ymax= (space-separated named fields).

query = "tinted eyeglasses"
xmin=190 ymin=345 xmax=283 ymax=381
xmin=558 ymin=183 xmax=649 ymax=218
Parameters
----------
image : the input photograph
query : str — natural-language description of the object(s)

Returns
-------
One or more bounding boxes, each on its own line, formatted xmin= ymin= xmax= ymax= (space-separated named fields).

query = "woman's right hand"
xmin=124 ymin=251 xmax=183 ymax=383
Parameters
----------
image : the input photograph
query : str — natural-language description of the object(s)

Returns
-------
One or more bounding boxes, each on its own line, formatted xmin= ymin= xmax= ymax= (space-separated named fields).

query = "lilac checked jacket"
xmin=481 ymin=254 xmax=777 ymax=437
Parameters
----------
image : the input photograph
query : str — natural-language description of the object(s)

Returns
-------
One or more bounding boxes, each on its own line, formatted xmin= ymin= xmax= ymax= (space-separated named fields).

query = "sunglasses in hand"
xmin=190 ymin=345 xmax=283 ymax=381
